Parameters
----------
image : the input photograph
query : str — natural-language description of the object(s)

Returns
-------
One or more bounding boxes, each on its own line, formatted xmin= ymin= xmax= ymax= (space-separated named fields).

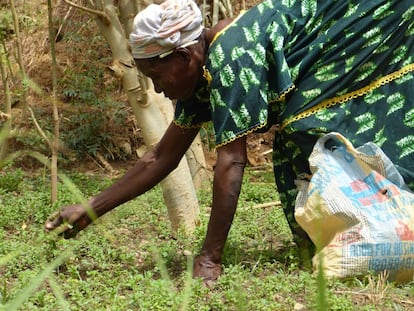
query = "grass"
xmin=1 ymin=165 xmax=414 ymax=310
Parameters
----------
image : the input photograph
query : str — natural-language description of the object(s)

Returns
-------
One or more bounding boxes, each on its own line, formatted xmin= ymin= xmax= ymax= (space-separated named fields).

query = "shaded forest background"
xmin=1 ymin=0 xmax=273 ymax=174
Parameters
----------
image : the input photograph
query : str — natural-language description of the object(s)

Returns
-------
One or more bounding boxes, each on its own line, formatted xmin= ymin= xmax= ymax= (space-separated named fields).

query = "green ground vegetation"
xmin=1 ymin=165 xmax=414 ymax=310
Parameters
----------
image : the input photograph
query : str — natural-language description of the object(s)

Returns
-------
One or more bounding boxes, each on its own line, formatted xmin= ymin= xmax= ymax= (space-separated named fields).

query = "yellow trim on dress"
xmin=269 ymin=84 xmax=296 ymax=103
xmin=203 ymin=66 xmax=212 ymax=84
xmin=215 ymin=121 xmax=269 ymax=148
xmin=281 ymin=63 xmax=414 ymax=131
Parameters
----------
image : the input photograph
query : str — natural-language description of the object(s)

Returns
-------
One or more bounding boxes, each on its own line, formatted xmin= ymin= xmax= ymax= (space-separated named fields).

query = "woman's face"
xmin=135 ymin=51 xmax=201 ymax=101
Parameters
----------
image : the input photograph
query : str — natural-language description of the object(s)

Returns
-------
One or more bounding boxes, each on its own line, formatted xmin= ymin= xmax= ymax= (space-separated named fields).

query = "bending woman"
xmin=46 ymin=0 xmax=414 ymax=283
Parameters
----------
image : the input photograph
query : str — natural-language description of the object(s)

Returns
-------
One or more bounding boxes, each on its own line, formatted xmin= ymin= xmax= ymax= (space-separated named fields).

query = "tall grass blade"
xmin=314 ymin=202 xmax=329 ymax=311
xmin=315 ymin=252 xmax=328 ymax=311
xmin=179 ymin=255 xmax=194 ymax=311
xmin=1 ymin=252 xmax=70 ymax=311
xmin=48 ymin=274 xmax=71 ymax=311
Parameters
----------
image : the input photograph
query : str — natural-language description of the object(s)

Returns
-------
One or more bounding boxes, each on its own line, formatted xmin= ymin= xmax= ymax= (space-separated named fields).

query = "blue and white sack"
xmin=294 ymin=132 xmax=414 ymax=282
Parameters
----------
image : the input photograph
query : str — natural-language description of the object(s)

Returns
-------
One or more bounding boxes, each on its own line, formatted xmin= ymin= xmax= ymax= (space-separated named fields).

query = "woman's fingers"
xmin=44 ymin=205 xmax=90 ymax=237
xmin=45 ymin=211 xmax=65 ymax=231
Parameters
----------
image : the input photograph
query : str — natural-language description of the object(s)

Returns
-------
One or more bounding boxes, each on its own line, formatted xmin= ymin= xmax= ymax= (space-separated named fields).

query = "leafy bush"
xmin=0 ymin=166 xmax=24 ymax=193
xmin=60 ymin=72 xmax=130 ymax=160
xmin=0 ymin=8 xmax=13 ymax=39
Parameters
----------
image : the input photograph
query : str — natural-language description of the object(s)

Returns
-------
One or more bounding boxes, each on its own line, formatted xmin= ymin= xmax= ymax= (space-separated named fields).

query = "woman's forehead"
xmin=136 ymin=56 xmax=181 ymax=75
xmin=135 ymin=58 xmax=163 ymax=74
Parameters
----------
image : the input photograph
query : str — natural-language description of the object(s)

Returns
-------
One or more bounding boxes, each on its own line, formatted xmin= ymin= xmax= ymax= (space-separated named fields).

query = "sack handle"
xmin=314 ymin=132 xmax=358 ymax=155
xmin=310 ymin=132 xmax=390 ymax=178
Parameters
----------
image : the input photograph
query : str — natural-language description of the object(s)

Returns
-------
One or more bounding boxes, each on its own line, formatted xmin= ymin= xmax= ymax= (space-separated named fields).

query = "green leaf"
xmin=219 ymin=64 xmax=236 ymax=87
xmin=240 ymin=68 xmax=260 ymax=93
xmin=396 ymin=135 xmax=414 ymax=159
xmin=243 ymin=21 xmax=261 ymax=42
xmin=355 ymin=112 xmax=376 ymax=134
xmin=230 ymin=103 xmax=252 ymax=128
xmin=301 ymin=0 xmax=317 ymax=17
xmin=404 ymin=108 xmax=414 ymax=128
xmin=386 ymin=92 xmax=405 ymax=116
xmin=315 ymin=63 xmax=339 ymax=82
xmin=210 ymin=44 xmax=225 ymax=69
xmin=246 ymin=43 xmax=267 ymax=67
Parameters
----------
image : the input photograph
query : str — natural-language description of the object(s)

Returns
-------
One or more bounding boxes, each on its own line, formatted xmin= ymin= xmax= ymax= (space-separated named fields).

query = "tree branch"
xmin=28 ymin=107 xmax=52 ymax=149
xmin=62 ymin=0 xmax=110 ymax=24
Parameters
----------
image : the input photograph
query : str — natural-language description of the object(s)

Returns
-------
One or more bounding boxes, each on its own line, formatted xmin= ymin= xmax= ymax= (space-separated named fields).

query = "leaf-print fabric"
xmin=174 ymin=0 xmax=414 ymax=245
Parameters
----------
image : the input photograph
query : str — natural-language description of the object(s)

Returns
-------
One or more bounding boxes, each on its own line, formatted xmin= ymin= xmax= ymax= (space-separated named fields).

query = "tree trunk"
xmin=0 ymin=48 xmax=12 ymax=162
xmin=185 ymin=134 xmax=210 ymax=189
xmin=9 ymin=0 xmax=28 ymax=121
xmin=118 ymin=0 xmax=210 ymax=190
xmin=48 ymin=0 xmax=60 ymax=204
xmin=93 ymin=1 xmax=200 ymax=232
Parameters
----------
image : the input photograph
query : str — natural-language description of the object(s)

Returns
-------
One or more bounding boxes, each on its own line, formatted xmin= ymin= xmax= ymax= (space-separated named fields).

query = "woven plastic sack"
xmin=294 ymin=132 xmax=414 ymax=282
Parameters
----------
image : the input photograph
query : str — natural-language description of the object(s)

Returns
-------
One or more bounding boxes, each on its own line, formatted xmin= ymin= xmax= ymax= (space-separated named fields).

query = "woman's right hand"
xmin=45 ymin=204 xmax=95 ymax=238
xmin=193 ymin=254 xmax=222 ymax=287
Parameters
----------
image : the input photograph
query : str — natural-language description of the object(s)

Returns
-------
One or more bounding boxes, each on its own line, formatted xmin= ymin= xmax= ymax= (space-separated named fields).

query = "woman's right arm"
xmin=45 ymin=122 xmax=200 ymax=237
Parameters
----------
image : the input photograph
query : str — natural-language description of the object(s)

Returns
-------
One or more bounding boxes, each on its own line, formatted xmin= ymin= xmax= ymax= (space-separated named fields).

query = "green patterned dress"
xmin=174 ymin=0 xmax=414 ymax=246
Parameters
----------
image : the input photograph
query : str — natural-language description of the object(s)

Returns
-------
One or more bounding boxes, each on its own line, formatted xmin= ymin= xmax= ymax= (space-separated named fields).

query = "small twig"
xmin=333 ymin=289 xmax=370 ymax=297
xmin=394 ymin=298 xmax=414 ymax=306
xmin=224 ymin=0 xmax=233 ymax=18
xmin=242 ymin=201 xmax=282 ymax=211
xmin=260 ymin=149 xmax=273 ymax=156
xmin=28 ymin=107 xmax=52 ymax=149
xmin=86 ymin=153 xmax=105 ymax=171
xmin=0 ymin=111 xmax=10 ymax=121
xmin=212 ymin=0 xmax=219 ymax=25
xmin=96 ymin=152 xmax=115 ymax=174
xmin=218 ymin=2 xmax=228 ymax=18
xmin=55 ymin=6 xmax=73 ymax=43
xmin=62 ymin=0 xmax=109 ymax=23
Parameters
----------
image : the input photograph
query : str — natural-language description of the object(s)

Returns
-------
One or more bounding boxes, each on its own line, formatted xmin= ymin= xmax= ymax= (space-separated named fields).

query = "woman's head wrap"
xmin=129 ymin=0 xmax=203 ymax=59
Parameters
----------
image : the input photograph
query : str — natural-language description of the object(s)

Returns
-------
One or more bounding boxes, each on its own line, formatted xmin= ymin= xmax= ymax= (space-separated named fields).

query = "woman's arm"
xmin=45 ymin=122 xmax=200 ymax=236
xmin=193 ymin=136 xmax=247 ymax=282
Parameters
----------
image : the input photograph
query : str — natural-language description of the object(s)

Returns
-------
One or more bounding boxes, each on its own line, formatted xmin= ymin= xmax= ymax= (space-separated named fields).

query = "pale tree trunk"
xmin=0 ymin=48 xmax=12 ymax=162
xmin=185 ymin=134 xmax=210 ymax=188
xmin=97 ymin=3 xmax=200 ymax=232
xmin=9 ymin=0 xmax=28 ymax=120
xmin=63 ymin=0 xmax=200 ymax=232
xmin=118 ymin=0 xmax=210 ymax=190
xmin=48 ymin=0 xmax=60 ymax=203
xmin=141 ymin=88 xmax=200 ymax=229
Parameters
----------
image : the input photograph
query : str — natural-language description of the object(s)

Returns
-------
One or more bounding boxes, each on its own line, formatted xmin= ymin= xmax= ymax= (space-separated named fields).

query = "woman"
xmin=46 ymin=0 xmax=414 ymax=283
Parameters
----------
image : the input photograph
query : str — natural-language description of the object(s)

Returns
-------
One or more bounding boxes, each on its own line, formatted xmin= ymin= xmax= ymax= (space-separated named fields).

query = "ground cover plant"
xmin=2 ymin=1 xmax=414 ymax=309
xmin=1 ymin=165 xmax=414 ymax=310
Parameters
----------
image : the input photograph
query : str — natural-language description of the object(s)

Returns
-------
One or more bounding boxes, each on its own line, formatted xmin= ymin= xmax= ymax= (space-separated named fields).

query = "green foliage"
xmin=60 ymin=72 xmax=129 ymax=159
xmin=0 ymin=8 xmax=13 ymax=40
xmin=0 ymin=166 xmax=24 ymax=193
xmin=14 ymin=128 xmax=51 ymax=156
xmin=0 ymin=4 xmax=40 ymax=41
xmin=1 ymin=1 xmax=131 ymax=164
xmin=1 ymin=167 xmax=413 ymax=310
xmin=64 ymin=110 xmax=110 ymax=157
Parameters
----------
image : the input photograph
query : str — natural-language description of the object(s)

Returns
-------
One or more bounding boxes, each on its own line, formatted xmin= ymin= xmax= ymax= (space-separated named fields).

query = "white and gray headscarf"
xmin=129 ymin=0 xmax=203 ymax=59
